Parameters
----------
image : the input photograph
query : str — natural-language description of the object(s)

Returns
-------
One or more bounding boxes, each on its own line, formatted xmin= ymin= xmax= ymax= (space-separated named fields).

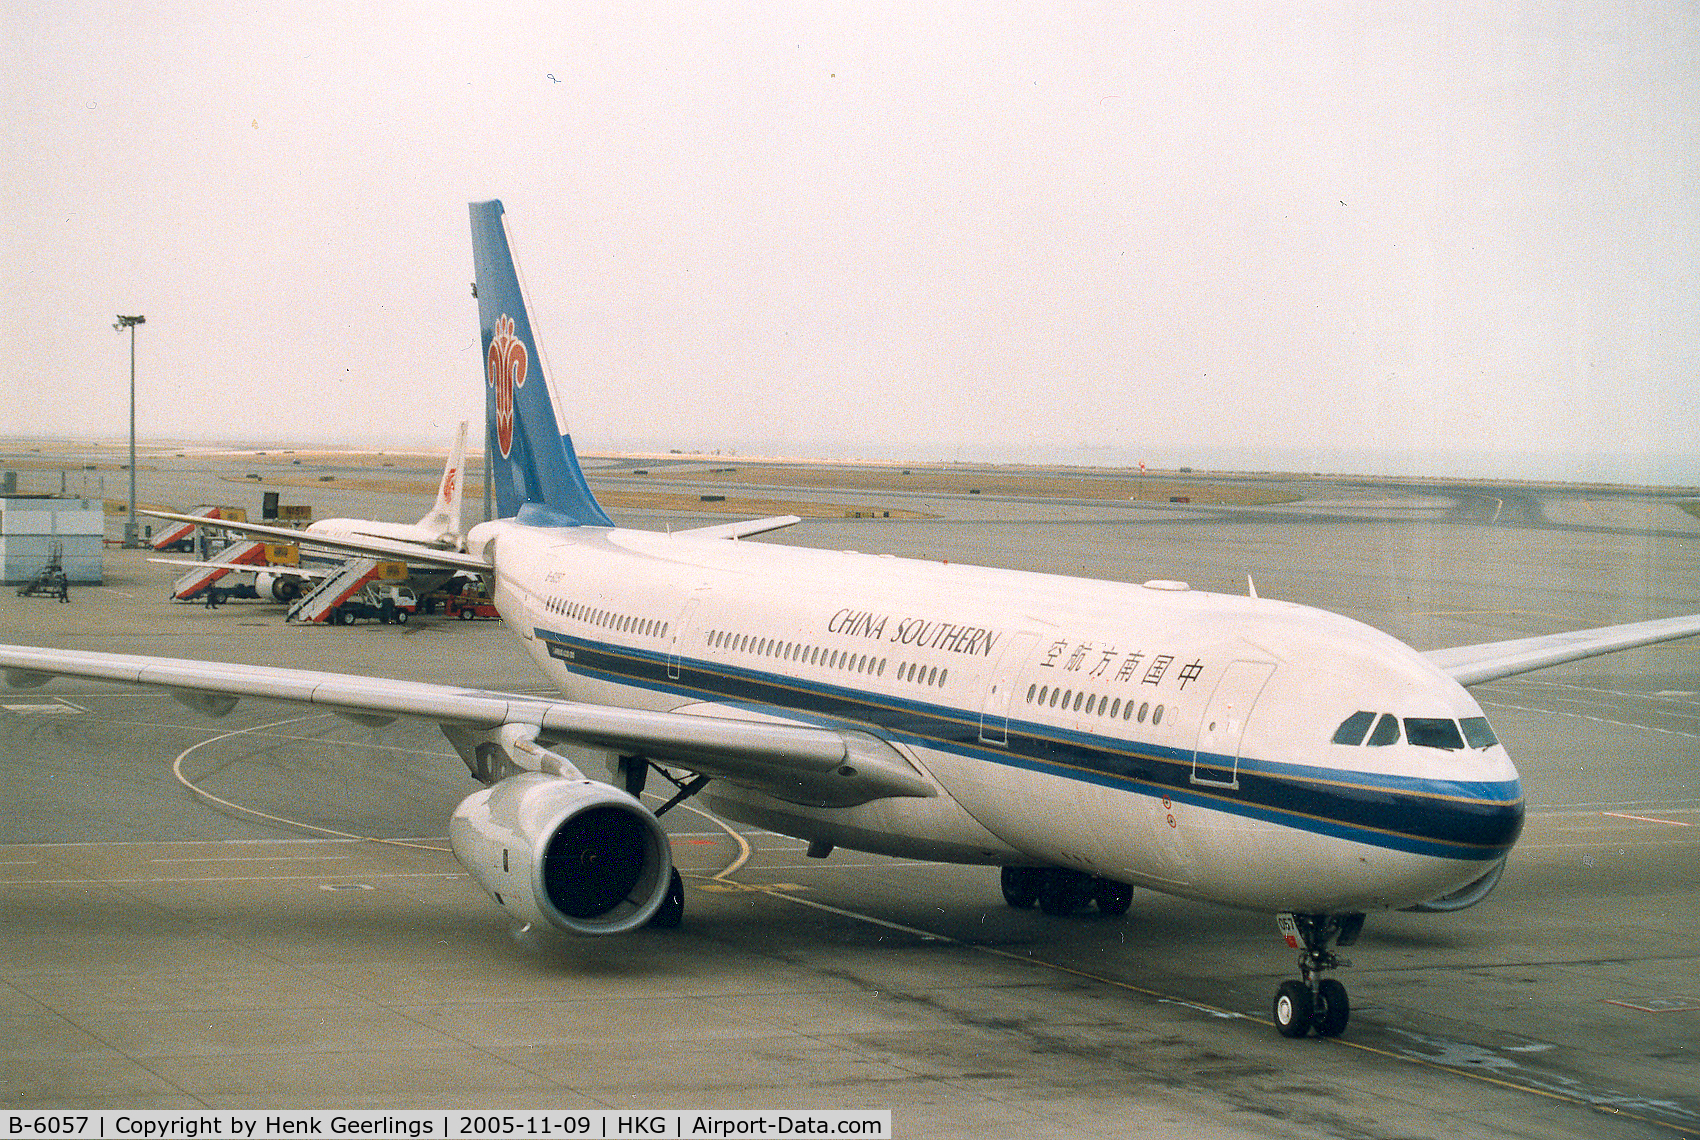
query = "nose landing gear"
xmin=1272 ymin=912 xmax=1363 ymax=1038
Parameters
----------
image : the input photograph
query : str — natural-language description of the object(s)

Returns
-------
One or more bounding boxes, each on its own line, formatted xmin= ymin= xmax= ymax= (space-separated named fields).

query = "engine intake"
xmin=254 ymin=571 xmax=305 ymax=603
xmin=450 ymin=772 xmax=673 ymax=934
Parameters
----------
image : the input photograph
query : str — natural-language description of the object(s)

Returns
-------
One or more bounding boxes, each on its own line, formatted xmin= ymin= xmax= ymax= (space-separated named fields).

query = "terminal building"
xmin=0 ymin=496 xmax=106 ymax=585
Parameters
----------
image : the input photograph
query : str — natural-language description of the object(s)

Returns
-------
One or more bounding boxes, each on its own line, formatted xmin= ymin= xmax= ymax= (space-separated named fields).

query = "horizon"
xmin=7 ymin=433 xmax=1696 ymax=492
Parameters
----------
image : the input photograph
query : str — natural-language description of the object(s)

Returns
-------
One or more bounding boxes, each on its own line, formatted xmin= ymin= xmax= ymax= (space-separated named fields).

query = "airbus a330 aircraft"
xmin=5 ymin=201 xmax=1697 ymax=1041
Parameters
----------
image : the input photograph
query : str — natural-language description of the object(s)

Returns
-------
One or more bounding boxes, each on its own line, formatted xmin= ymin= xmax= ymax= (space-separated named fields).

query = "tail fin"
xmin=469 ymin=199 xmax=614 ymax=526
xmin=415 ymin=420 xmax=467 ymax=544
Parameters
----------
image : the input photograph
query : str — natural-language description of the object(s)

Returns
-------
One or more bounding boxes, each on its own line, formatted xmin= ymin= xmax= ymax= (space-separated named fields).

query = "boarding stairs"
xmin=170 ymin=539 xmax=268 ymax=600
xmin=151 ymin=506 xmax=220 ymax=551
xmin=287 ymin=557 xmax=384 ymax=624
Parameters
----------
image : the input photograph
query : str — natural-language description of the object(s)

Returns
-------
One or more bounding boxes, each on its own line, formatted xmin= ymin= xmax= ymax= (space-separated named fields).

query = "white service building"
xmin=0 ymin=497 xmax=105 ymax=584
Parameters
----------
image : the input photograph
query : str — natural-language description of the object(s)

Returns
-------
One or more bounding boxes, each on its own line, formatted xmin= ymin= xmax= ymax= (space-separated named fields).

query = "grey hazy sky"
xmin=4 ymin=3 xmax=1696 ymax=481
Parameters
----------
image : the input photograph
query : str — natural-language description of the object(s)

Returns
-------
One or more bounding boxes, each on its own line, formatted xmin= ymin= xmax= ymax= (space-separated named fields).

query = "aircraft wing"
xmin=1425 ymin=613 xmax=1700 ymax=686
xmin=675 ymin=515 xmax=803 ymax=540
xmin=146 ymin=558 xmax=335 ymax=579
xmin=0 ymin=644 xmax=935 ymax=809
xmin=143 ymin=510 xmax=490 ymax=573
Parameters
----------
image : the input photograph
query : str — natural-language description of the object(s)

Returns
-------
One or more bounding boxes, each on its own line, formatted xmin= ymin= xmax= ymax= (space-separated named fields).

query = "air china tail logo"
xmin=439 ymin=467 xmax=459 ymax=501
xmin=487 ymin=314 xmax=528 ymax=458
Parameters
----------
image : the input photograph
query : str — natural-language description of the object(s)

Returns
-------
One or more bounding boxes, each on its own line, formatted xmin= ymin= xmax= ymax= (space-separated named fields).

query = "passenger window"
xmin=1049 ymin=688 xmax=1060 ymax=707
xmin=1367 ymin=714 xmax=1401 ymax=746
xmin=1026 ymin=683 xmax=1036 ymax=702
xmin=1461 ymin=716 xmax=1499 ymax=750
xmin=928 ymin=667 xmax=938 ymax=686
xmin=1137 ymin=702 xmax=1148 ymax=723
xmin=1152 ymin=705 xmax=1164 ymax=725
xmin=1405 ymin=717 xmax=1465 ymax=750
xmin=1109 ymin=698 xmax=1121 ymax=718
xmin=940 ymin=670 xmax=948 ymax=686
xmin=1332 ymin=711 xmax=1376 ymax=746
xmin=1072 ymin=691 xmax=1084 ymax=712
xmin=1037 ymin=685 xmax=1049 ymax=704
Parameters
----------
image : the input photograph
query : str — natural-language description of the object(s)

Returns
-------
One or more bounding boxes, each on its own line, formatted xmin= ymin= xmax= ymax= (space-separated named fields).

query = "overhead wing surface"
xmin=0 ymin=644 xmax=934 ymax=808
xmin=1425 ymin=613 xmax=1700 ymax=686
xmin=675 ymin=515 xmax=803 ymax=540
xmin=143 ymin=510 xmax=490 ymax=573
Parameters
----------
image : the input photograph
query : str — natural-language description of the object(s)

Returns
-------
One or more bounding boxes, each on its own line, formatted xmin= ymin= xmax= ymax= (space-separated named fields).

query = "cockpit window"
xmin=1404 ymin=717 xmax=1465 ymax=750
xmin=1460 ymin=716 xmax=1500 ymax=750
xmin=1366 ymin=713 xmax=1401 ymax=746
xmin=1331 ymin=710 xmax=1376 ymax=745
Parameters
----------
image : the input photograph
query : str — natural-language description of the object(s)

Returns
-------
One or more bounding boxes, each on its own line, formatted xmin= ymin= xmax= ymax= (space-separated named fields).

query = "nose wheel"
xmin=1272 ymin=912 xmax=1362 ymax=1038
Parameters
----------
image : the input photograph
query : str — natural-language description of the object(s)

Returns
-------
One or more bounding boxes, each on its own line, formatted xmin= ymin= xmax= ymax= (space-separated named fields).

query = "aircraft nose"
xmin=1434 ymin=749 xmax=1525 ymax=866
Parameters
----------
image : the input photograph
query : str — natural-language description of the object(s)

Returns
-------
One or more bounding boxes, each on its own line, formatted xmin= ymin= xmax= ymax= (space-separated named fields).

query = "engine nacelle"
xmin=449 ymin=772 xmax=673 ymax=935
xmin=254 ymin=571 xmax=305 ymax=603
xmin=1401 ymin=858 xmax=1506 ymax=913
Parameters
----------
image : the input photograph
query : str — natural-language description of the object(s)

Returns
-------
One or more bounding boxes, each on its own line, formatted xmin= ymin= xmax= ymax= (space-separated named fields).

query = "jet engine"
xmin=1401 ymin=858 xmax=1506 ymax=912
xmin=253 ymin=571 xmax=305 ymax=603
xmin=449 ymin=771 xmax=673 ymax=935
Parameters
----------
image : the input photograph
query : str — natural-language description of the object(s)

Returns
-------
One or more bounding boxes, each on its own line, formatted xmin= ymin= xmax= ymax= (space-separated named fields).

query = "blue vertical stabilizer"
xmin=470 ymin=200 xmax=614 ymax=526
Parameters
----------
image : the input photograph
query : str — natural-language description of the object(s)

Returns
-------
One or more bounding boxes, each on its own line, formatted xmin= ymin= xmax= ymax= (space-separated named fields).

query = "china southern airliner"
xmin=5 ymin=200 xmax=1697 ymax=1040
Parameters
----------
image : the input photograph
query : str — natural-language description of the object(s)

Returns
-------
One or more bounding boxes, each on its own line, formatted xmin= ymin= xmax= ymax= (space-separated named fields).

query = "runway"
xmin=1 ymin=454 xmax=1696 ymax=1138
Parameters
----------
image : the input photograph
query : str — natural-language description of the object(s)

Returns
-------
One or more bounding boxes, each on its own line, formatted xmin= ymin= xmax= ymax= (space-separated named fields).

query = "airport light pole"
xmin=114 ymin=315 xmax=145 ymax=547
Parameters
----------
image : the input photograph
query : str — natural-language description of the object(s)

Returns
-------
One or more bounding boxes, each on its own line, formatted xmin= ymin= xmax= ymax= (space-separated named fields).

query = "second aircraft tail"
xmin=470 ymin=199 xmax=614 ymax=526
xmin=414 ymin=420 xmax=468 ymax=545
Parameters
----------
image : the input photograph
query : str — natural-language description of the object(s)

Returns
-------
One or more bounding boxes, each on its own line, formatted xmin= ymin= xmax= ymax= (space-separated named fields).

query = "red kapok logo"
xmin=487 ymin=314 xmax=527 ymax=458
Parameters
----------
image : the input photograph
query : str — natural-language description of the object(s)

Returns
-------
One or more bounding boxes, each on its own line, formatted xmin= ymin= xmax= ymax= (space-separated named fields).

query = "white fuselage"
xmin=308 ymin=517 xmax=456 ymax=548
xmin=471 ymin=519 xmax=1525 ymax=916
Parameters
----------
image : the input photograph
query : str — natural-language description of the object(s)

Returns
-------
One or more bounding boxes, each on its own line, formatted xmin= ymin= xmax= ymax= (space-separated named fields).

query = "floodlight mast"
xmin=114 ymin=315 xmax=145 ymax=547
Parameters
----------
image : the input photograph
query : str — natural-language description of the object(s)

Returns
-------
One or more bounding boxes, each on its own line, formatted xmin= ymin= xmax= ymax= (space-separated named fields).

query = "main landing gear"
xmin=1271 ymin=912 xmax=1364 ymax=1038
xmin=1000 ymin=866 xmax=1133 ymax=916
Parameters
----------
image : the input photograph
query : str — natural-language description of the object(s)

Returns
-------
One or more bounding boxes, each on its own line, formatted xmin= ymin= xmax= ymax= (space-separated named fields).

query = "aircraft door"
xmin=1190 ymin=660 xmax=1275 ymax=789
xmin=668 ymin=589 xmax=708 ymax=681
xmin=979 ymin=630 xmax=1041 ymax=746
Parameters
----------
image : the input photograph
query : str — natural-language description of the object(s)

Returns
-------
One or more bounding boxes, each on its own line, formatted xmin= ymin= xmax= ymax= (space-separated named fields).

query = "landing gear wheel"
xmin=1273 ymin=980 xmax=1313 ymax=1038
xmin=1000 ymin=866 xmax=1042 ymax=908
xmin=1314 ymin=978 xmax=1349 ymax=1037
xmin=647 ymin=867 xmax=684 ymax=928
xmin=1038 ymin=869 xmax=1092 ymax=916
xmin=1091 ymin=877 xmax=1134 ymax=915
